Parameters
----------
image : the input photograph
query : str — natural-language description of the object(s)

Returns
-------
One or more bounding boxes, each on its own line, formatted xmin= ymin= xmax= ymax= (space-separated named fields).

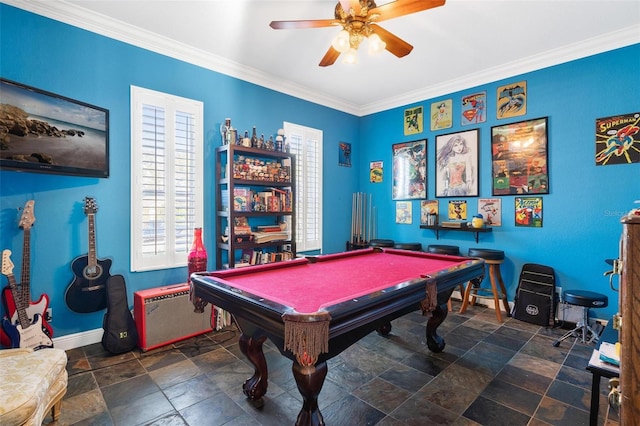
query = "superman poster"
xmin=461 ymin=92 xmax=486 ymax=125
xmin=595 ymin=112 xmax=640 ymax=165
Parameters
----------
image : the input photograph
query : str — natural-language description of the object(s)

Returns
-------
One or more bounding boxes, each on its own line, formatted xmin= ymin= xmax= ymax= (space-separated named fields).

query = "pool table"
xmin=190 ymin=247 xmax=484 ymax=425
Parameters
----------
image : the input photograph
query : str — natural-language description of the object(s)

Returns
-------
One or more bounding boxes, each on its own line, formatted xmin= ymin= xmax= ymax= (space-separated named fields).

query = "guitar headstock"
xmin=18 ymin=200 xmax=36 ymax=230
xmin=84 ymin=197 xmax=98 ymax=215
xmin=1 ymin=250 xmax=15 ymax=277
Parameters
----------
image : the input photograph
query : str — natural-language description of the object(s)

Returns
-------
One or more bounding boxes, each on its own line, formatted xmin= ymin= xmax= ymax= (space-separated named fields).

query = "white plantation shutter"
xmin=284 ymin=122 xmax=323 ymax=252
xmin=131 ymin=86 xmax=203 ymax=271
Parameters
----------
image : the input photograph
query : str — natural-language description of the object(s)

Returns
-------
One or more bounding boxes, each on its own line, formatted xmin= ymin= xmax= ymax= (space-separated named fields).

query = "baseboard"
xmin=53 ymin=328 xmax=103 ymax=351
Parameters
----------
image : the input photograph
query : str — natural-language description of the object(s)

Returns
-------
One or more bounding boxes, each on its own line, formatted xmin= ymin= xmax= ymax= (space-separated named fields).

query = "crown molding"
xmin=3 ymin=0 xmax=638 ymax=117
xmin=358 ymin=24 xmax=640 ymax=116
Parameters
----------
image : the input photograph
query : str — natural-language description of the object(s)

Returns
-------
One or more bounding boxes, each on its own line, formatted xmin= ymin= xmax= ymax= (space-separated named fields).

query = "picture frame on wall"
xmin=491 ymin=117 xmax=549 ymax=195
xmin=392 ymin=140 xmax=426 ymax=200
xmin=496 ymin=80 xmax=527 ymax=119
xmin=430 ymin=99 xmax=452 ymax=131
xmin=435 ymin=129 xmax=479 ymax=197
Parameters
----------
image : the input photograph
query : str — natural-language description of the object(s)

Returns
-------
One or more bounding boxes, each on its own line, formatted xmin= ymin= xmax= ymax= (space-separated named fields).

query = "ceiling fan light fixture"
xmin=331 ymin=29 xmax=351 ymax=53
xmin=368 ymin=33 xmax=386 ymax=55
xmin=342 ymin=47 xmax=358 ymax=64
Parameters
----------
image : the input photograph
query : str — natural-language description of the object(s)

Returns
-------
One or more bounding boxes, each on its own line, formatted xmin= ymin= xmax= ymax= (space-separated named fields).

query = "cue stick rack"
xmin=348 ymin=192 xmax=377 ymax=250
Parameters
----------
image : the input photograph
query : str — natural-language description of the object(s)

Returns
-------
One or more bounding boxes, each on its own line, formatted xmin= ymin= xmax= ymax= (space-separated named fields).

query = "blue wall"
xmin=360 ymin=44 xmax=640 ymax=321
xmin=0 ymin=5 xmax=359 ymax=337
xmin=0 ymin=4 xmax=638 ymax=339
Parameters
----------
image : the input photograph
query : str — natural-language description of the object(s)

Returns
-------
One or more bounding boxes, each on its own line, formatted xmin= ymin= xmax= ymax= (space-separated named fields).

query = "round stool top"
xmin=468 ymin=248 xmax=505 ymax=261
xmin=563 ymin=290 xmax=608 ymax=308
xmin=393 ymin=242 xmax=422 ymax=251
xmin=370 ymin=239 xmax=395 ymax=248
xmin=427 ymin=244 xmax=460 ymax=255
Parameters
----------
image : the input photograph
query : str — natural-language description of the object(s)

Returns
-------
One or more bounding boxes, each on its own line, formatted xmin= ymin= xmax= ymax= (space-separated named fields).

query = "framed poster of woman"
xmin=435 ymin=129 xmax=479 ymax=197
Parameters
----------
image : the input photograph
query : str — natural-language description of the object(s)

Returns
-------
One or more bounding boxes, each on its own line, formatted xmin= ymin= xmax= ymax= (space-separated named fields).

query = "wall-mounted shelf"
xmin=420 ymin=224 xmax=492 ymax=243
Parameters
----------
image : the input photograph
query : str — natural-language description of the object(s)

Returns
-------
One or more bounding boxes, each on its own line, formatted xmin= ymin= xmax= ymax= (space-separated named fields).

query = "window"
xmin=283 ymin=122 xmax=323 ymax=252
xmin=130 ymin=86 xmax=204 ymax=271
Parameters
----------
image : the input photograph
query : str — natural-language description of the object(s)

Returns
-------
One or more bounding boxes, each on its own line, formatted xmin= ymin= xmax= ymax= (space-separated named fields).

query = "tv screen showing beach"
xmin=0 ymin=78 xmax=109 ymax=177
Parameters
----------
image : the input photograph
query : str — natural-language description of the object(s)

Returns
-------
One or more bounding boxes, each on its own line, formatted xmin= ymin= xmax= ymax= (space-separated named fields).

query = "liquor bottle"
xmin=251 ymin=126 xmax=259 ymax=148
xmin=187 ymin=227 xmax=208 ymax=282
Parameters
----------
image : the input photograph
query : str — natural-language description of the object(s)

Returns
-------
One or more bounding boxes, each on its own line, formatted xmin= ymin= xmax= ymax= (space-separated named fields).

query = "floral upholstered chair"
xmin=0 ymin=347 xmax=68 ymax=425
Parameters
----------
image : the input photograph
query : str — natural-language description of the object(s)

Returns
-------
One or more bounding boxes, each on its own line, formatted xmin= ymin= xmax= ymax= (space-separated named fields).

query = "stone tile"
xmin=481 ymin=377 xmax=543 ymax=416
xmin=509 ymin=352 xmax=562 ymax=379
xmin=391 ymin=396 xmax=459 ymax=426
xmin=163 ymin=373 xmax=222 ymax=411
xmin=463 ymin=395 xmax=531 ymax=425
xmin=545 ymin=379 xmax=591 ymax=412
xmin=109 ymin=390 xmax=174 ymax=425
xmin=66 ymin=370 xmax=98 ymax=399
xmin=495 ymin=364 xmax=553 ymax=395
xmin=148 ymin=358 xmax=202 ymax=389
xmin=351 ymin=377 xmax=412 ymax=414
xmin=56 ymin=388 xmax=109 ymax=425
xmin=93 ymin=358 xmax=147 ymax=388
xmin=321 ymin=394 xmax=386 ymax=425
xmin=139 ymin=347 xmax=190 ymax=371
xmin=379 ymin=362 xmax=434 ymax=393
xmin=533 ymin=395 xmax=591 ymax=425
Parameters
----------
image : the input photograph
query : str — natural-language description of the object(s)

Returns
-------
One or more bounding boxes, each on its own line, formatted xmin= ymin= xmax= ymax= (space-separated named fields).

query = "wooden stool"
xmin=460 ymin=248 xmax=511 ymax=322
xmin=426 ymin=245 xmax=462 ymax=311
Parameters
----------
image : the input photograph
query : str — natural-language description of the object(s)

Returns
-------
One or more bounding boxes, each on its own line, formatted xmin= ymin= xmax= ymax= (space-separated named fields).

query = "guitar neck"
xmin=88 ymin=213 xmax=97 ymax=266
xmin=7 ymin=274 xmax=29 ymax=329
xmin=21 ymin=228 xmax=31 ymax=303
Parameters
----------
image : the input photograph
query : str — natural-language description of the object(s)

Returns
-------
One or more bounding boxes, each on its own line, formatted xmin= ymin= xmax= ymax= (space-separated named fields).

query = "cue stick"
xmin=351 ymin=193 xmax=355 ymax=245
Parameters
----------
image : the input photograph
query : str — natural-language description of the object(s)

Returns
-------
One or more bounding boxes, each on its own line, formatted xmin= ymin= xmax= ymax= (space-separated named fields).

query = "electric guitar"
xmin=65 ymin=197 xmax=112 ymax=313
xmin=0 ymin=250 xmax=53 ymax=349
xmin=0 ymin=200 xmax=53 ymax=348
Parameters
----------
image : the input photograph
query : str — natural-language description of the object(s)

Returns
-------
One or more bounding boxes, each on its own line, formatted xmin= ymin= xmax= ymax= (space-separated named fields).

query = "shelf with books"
xmin=215 ymin=142 xmax=296 ymax=269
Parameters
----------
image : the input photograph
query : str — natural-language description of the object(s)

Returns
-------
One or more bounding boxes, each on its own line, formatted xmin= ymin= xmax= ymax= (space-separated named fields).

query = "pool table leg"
xmin=425 ymin=302 xmax=448 ymax=353
xmin=238 ymin=333 xmax=269 ymax=401
xmin=292 ymin=361 xmax=327 ymax=426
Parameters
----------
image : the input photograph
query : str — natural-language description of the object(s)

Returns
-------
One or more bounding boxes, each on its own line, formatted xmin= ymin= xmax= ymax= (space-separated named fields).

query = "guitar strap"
xmin=102 ymin=275 xmax=138 ymax=354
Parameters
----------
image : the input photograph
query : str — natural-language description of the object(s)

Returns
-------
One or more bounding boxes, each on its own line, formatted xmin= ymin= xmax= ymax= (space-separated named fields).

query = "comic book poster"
xmin=448 ymin=200 xmax=467 ymax=221
xmin=491 ymin=117 xmax=549 ymax=195
xmin=497 ymin=81 xmax=526 ymax=119
xmin=392 ymin=140 xmax=426 ymax=200
xmin=404 ymin=106 xmax=423 ymax=135
xmin=515 ymin=197 xmax=543 ymax=227
xmin=595 ymin=112 xmax=640 ymax=165
xmin=430 ymin=99 xmax=452 ymax=131
xmin=461 ymin=91 xmax=486 ymax=125
xmin=370 ymin=161 xmax=383 ymax=183
xmin=478 ymin=198 xmax=502 ymax=227
xmin=396 ymin=201 xmax=412 ymax=224
xmin=420 ymin=200 xmax=439 ymax=225
xmin=338 ymin=142 xmax=351 ymax=167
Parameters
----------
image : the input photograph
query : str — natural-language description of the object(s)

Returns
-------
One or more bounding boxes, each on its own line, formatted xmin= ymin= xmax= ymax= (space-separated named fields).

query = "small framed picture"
xmin=338 ymin=142 xmax=351 ymax=167
xmin=435 ymin=129 xmax=479 ymax=197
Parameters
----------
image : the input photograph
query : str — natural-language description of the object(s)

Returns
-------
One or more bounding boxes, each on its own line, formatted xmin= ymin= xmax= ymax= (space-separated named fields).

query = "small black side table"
xmin=586 ymin=320 xmax=619 ymax=426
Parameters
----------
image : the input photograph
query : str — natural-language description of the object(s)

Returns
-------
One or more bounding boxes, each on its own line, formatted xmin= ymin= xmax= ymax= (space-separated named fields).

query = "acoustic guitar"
xmin=65 ymin=197 xmax=112 ymax=313
xmin=0 ymin=200 xmax=53 ymax=347
xmin=0 ymin=249 xmax=53 ymax=349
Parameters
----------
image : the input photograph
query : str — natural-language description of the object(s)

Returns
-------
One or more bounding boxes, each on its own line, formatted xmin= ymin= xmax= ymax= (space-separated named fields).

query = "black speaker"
xmin=133 ymin=283 xmax=213 ymax=351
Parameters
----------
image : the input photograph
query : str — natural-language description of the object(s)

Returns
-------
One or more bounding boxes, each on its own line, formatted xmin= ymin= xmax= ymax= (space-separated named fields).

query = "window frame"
xmin=130 ymin=85 xmax=204 ymax=272
xmin=283 ymin=121 xmax=323 ymax=253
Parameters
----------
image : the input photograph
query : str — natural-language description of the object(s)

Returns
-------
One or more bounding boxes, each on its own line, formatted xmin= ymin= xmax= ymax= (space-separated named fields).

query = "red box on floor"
xmin=134 ymin=283 xmax=213 ymax=351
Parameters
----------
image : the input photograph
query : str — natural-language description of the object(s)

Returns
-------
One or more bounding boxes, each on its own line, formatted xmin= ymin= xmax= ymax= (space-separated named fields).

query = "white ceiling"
xmin=5 ymin=0 xmax=640 ymax=116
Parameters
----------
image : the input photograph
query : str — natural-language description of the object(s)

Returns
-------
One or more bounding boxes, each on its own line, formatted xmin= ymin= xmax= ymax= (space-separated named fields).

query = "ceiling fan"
xmin=269 ymin=0 xmax=446 ymax=66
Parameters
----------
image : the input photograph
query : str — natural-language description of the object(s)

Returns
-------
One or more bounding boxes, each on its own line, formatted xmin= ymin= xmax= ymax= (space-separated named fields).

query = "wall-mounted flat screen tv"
xmin=0 ymin=78 xmax=109 ymax=178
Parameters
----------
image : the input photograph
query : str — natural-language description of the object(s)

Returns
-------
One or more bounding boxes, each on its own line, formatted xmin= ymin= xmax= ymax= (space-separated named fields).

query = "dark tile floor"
xmin=46 ymin=302 xmax=619 ymax=425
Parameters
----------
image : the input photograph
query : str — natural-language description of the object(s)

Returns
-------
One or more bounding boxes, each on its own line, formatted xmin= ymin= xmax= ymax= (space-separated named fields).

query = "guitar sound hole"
xmin=83 ymin=265 xmax=103 ymax=280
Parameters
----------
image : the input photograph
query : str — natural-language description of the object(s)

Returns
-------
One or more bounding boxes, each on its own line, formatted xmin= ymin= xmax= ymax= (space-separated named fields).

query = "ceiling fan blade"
xmin=319 ymin=46 xmax=340 ymax=67
xmin=270 ymin=19 xmax=338 ymax=30
xmin=370 ymin=24 xmax=413 ymax=58
xmin=371 ymin=0 xmax=446 ymax=22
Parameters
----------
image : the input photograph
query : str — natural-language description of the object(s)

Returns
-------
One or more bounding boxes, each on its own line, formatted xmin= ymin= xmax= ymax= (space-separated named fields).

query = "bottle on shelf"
xmin=251 ymin=126 xmax=259 ymax=148
xmin=188 ymin=227 xmax=208 ymax=281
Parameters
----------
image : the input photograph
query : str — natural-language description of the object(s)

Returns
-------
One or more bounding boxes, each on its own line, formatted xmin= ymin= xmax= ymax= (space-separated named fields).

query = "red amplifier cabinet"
xmin=134 ymin=283 xmax=213 ymax=351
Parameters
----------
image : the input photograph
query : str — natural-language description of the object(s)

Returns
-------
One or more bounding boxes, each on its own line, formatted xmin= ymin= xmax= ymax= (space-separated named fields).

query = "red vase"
xmin=188 ymin=227 xmax=208 ymax=282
